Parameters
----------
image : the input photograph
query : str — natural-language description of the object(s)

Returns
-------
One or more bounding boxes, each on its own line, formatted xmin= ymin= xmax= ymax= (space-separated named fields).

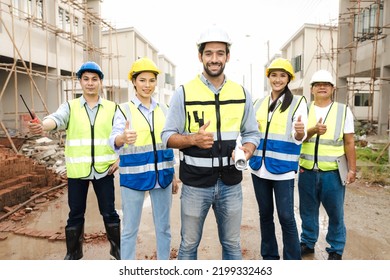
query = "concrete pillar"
xmin=378 ymin=66 xmax=390 ymax=135
xmin=335 ymin=77 xmax=348 ymax=105
xmin=84 ymin=0 xmax=102 ymax=64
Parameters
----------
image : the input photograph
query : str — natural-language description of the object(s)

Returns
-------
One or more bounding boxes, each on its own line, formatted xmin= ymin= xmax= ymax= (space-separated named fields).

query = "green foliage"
xmin=356 ymin=145 xmax=389 ymax=185
xmin=356 ymin=146 xmax=388 ymax=165
xmin=356 ymin=145 xmax=389 ymax=164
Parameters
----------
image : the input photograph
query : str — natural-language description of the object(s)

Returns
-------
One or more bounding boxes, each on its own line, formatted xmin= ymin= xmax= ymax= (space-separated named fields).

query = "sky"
xmin=101 ymin=0 xmax=339 ymax=99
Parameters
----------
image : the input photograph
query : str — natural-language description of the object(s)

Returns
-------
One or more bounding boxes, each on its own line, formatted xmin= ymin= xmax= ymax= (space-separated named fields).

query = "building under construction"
xmin=1 ymin=0 xmax=103 ymax=135
xmin=1 ymin=0 xmax=389 ymax=140
xmin=337 ymin=0 xmax=389 ymax=135
xmin=265 ymin=0 xmax=389 ymax=137
xmin=274 ymin=23 xmax=338 ymax=102
xmin=0 ymin=0 xmax=176 ymax=143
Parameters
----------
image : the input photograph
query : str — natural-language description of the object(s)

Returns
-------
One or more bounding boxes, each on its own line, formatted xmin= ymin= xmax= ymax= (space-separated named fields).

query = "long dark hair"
xmin=269 ymin=85 xmax=293 ymax=113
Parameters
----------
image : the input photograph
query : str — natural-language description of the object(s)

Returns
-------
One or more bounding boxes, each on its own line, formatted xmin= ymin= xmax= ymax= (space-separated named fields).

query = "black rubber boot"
xmin=64 ymin=224 xmax=84 ymax=260
xmin=105 ymin=222 xmax=121 ymax=260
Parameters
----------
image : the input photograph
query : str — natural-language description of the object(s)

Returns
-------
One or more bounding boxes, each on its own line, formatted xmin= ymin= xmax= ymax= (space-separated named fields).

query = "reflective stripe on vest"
xmin=299 ymin=102 xmax=346 ymax=171
xmin=65 ymin=98 xmax=117 ymax=178
xmin=118 ymin=102 xmax=174 ymax=191
xmin=249 ymin=95 xmax=304 ymax=174
xmin=180 ymin=76 xmax=246 ymax=187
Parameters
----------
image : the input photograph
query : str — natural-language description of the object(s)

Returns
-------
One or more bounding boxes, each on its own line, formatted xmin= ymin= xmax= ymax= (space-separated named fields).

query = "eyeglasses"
xmin=313 ymin=82 xmax=333 ymax=88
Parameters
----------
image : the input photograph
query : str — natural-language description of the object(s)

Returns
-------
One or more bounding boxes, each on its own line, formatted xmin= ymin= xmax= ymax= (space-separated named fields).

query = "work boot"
xmin=328 ymin=252 xmax=342 ymax=260
xmin=300 ymin=243 xmax=315 ymax=256
xmin=64 ymin=224 xmax=84 ymax=260
xmin=105 ymin=222 xmax=121 ymax=260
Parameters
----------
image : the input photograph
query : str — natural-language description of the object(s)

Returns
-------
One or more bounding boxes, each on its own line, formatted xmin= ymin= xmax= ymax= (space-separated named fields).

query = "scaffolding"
xmin=0 ymin=0 xmax=120 ymax=144
xmin=337 ymin=0 xmax=390 ymax=130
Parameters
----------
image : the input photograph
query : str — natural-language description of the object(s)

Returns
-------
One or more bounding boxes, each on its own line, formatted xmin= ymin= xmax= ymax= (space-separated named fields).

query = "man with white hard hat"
xmin=161 ymin=25 xmax=260 ymax=260
xmin=298 ymin=69 xmax=356 ymax=260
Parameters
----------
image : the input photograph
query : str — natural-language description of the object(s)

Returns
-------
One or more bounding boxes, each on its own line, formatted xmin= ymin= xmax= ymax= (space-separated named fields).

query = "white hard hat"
xmin=197 ymin=25 xmax=232 ymax=48
xmin=310 ymin=70 xmax=335 ymax=86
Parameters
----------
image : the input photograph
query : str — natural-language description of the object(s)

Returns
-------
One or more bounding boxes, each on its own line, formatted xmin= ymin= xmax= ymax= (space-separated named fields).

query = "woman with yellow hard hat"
xmin=109 ymin=57 xmax=179 ymax=260
xmin=249 ymin=58 xmax=308 ymax=260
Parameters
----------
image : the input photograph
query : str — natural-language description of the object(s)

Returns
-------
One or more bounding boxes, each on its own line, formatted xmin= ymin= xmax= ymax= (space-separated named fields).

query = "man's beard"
xmin=204 ymin=63 xmax=225 ymax=77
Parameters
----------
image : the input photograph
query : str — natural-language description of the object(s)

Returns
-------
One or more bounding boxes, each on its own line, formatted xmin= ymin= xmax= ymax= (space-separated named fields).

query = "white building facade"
xmin=266 ymin=24 xmax=338 ymax=103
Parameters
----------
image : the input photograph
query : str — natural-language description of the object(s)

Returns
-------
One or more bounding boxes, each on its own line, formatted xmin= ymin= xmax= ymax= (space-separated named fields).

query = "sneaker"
xmin=328 ymin=252 xmax=342 ymax=260
xmin=300 ymin=243 xmax=314 ymax=256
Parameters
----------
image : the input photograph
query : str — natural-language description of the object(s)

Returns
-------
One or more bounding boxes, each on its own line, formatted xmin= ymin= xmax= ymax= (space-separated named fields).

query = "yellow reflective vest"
xmin=180 ymin=76 xmax=246 ymax=187
xmin=299 ymin=102 xmax=347 ymax=171
xmin=65 ymin=98 xmax=117 ymax=178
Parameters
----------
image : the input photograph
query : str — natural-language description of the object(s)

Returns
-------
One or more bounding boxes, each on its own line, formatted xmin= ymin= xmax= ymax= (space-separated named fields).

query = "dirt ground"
xmin=0 ymin=165 xmax=389 ymax=260
xmin=342 ymin=180 xmax=390 ymax=260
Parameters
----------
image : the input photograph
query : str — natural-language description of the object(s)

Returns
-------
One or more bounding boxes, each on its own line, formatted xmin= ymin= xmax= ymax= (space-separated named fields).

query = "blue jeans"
xmin=67 ymin=175 xmax=120 ymax=227
xmin=120 ymin=184 xmax=172 ymax=260
xmin=298 ymin=168 xmax=346 ymax=255
xmin=251 ymin=174 xmax=301 ymax=260
xmin=178 ymin=180 xmax=243 ymax=260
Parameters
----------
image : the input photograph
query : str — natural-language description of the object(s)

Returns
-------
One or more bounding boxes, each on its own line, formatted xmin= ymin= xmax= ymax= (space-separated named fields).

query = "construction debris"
xmin=20 ymin=136 xmax=67 ymax=177
xmin=0 ymin=134 xmax=67 ymax=218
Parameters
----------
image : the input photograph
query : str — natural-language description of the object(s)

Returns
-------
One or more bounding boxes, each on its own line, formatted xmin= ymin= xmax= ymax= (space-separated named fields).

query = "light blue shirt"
xmin=161 ymin=74 xmax=260 ymax=148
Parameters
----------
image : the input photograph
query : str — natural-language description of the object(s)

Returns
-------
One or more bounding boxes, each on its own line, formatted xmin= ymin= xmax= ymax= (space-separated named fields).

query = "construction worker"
xmin=249 ymin=58 xmax=307 ymax=260
xmin=28 ymin=61 xmax=121 ymax=260
xmin=161 ymin=25 xmax=260 ymax=260
xmin=298 ymin=69 xmax=356 ymax=260
xmin=109 ymin=57 xmax=178 ymax=260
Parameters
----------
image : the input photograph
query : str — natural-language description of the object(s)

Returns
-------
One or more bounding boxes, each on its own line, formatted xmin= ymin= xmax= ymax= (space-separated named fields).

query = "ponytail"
xmin=269 ymin=86 xmax=293 ymax=112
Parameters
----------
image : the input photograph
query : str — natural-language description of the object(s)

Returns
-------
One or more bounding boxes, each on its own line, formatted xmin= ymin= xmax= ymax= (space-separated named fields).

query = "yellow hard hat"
xmin=128 ymin=57 xmax=161 ymax=80
xmin=265 ymin=58 xmax=295 ymax=80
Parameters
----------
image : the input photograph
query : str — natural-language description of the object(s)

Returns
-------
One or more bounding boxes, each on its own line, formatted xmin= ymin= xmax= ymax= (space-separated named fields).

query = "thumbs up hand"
xmin=193 ymin=120 xmax=214 ymax=149
xmin=294 ymin=115 xmax=305 ymax=141
xmin=315 ymin=117 xmax=327 ymax=135
xmin=294 ymin=115 xmax=305 ymax=134
xmin=122 ymin=120 xmax=137 ymax=145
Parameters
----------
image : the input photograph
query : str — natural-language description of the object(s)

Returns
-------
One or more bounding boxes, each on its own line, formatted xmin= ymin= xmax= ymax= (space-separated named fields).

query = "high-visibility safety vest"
xmin=299 ymin=102 xmax=347 ymax=171
xmin=65 ymin=98 xmax=118 ymax=178
xmin=249 ymin=95 xmax=305 ymax=174
xmin=118 ymin=102 xmax=174 ymax=191
xmin=180 ymin=76 xmax=246 ymax=187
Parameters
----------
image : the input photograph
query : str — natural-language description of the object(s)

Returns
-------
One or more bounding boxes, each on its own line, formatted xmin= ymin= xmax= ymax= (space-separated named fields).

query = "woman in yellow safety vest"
xmin=249 ymin=58 xmax=307 ymax=260
xmin=109 ymin=57 xmax=178 ymax=260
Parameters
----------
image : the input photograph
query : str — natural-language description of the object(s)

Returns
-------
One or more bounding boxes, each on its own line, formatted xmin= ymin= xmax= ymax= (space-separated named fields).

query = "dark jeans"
xmin=67 ymin=174 xmax=120 ymax=227
xmin=251 ymin=174 xmax=301 ymax=260
xmin=298 ymin=168 xmax=346 ymax=255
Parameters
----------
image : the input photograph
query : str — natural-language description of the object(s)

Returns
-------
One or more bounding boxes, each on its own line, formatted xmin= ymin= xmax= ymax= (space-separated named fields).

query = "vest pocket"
xmin=120 ymin=153 xmax=148 ymax=166
xmin=162 ymin=149 xmax=174 ymax=161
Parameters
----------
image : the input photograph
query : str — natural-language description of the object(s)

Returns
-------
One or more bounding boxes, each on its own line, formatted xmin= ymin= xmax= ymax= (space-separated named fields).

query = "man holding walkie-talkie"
xmin=28 ymin=61 xmax=122 ymax=260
